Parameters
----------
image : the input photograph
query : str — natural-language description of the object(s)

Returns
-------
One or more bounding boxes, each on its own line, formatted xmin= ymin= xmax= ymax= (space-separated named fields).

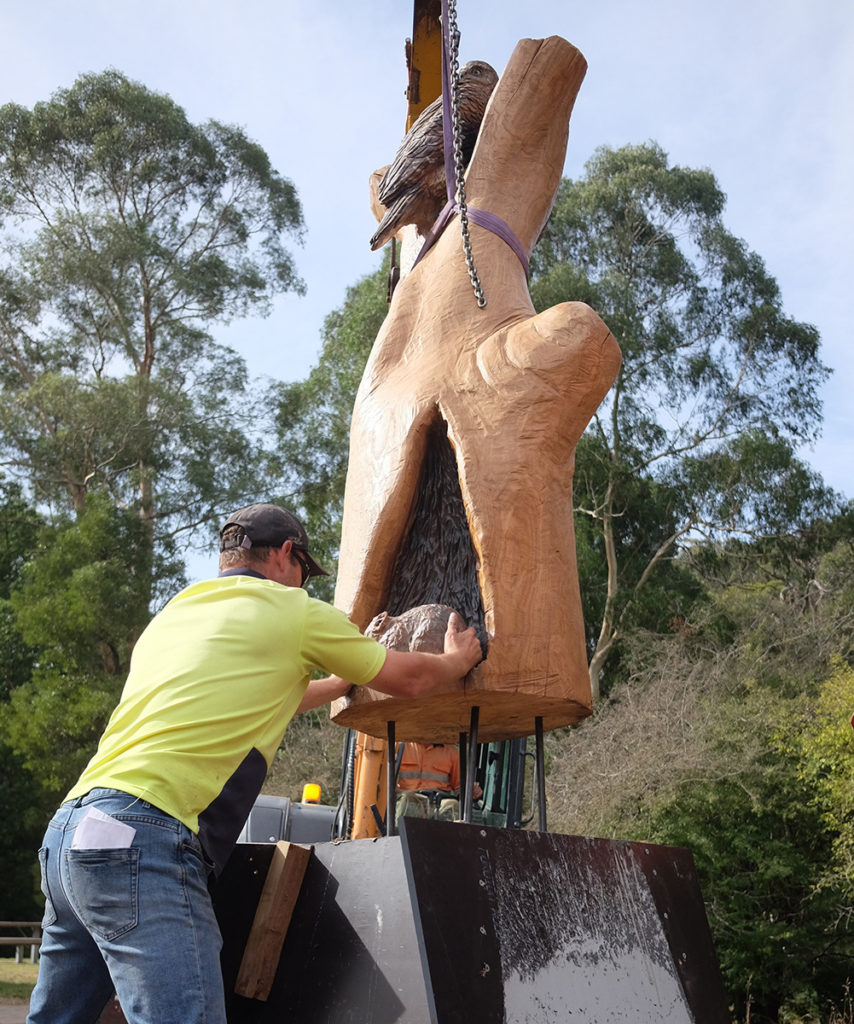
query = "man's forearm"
xmin=296 ymin=676 xmax=353 ymax=713
xmin=313 ymin=611 xmax=482 ymax=705
xmin=369 ymin=648 xmax=475 ymax=699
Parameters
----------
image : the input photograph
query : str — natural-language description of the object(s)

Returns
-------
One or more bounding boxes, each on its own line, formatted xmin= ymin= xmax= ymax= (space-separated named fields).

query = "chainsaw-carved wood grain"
xmin=331 ymin=36 xmax=621 ymax=742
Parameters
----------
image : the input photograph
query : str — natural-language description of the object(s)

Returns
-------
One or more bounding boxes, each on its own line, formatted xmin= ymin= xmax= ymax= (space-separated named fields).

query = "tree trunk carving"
xmin=331 ymin=36 xmax=621 ymax=742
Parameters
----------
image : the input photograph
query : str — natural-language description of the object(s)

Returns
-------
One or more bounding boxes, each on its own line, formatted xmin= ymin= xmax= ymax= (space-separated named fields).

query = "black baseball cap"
xmin=220 ymin=503 xmax=329 ymax=578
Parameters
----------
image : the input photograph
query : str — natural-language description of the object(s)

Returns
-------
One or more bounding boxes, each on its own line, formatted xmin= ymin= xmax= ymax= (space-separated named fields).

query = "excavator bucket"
xmin=215 ymin=819 xmax=729 ymax=1023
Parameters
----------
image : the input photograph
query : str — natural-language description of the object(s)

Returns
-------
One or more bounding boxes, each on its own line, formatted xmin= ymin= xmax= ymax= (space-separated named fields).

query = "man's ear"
xmin=278 ymin=540 xmax=294 ymax=567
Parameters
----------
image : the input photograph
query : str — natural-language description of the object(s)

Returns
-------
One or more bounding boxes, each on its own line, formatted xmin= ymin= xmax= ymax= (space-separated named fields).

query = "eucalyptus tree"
xmin=530 ymin=142 xmax=834 ymax=697
xmin=0 ymin=70 xmax=305 ymax=587
xmin=270 ymin=259 xmax=389 ymax=600
xmin=0 ymin=71 xmax=306 ymax=813
xmin=0 ymin=480 xmax=46 ymax=918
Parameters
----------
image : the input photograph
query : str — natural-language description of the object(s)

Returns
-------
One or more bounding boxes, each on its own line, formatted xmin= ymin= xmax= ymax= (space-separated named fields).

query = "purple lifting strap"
xmin=466 ymin=207 xmax=530 ymax=276
xmin=411 ymin=0 xmax=529 ymax=279
xmin=413 ymin=199 xmax=530 ymax=278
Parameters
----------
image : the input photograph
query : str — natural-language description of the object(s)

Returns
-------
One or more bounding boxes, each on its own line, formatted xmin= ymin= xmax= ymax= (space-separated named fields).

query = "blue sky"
xmin=2 ymin=1 xmax=852 ymax=564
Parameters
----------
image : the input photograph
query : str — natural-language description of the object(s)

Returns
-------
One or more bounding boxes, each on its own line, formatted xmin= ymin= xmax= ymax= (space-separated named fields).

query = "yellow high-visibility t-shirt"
xmin=66 ymin=573 xmax=386 ymax=870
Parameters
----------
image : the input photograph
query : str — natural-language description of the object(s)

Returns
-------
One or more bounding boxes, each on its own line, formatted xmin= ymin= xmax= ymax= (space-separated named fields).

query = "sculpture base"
xmin=330 ymin=687 xmax=591 ymax=743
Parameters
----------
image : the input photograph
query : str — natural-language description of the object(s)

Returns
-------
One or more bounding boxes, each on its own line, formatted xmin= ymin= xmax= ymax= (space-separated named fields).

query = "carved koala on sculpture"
xmin=365 ymin=604 xmax=461 ymax=656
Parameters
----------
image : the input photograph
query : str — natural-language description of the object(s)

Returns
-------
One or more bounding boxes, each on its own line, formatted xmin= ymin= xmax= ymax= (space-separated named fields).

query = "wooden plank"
xmin=234 ymin=841 xmax=312 ymax=1002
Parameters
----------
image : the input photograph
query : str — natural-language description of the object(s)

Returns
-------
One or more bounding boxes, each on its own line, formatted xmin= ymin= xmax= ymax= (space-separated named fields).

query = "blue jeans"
xmin=28 ymin=788 xmax=226 ymax=1024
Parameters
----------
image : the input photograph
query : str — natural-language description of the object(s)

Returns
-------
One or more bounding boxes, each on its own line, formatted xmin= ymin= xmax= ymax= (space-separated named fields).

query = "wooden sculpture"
xmin=331 ymin=36 xmax=622 ymax=743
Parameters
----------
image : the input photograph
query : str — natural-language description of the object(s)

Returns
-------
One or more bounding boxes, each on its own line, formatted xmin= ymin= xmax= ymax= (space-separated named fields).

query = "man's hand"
xmin=444 ymin=611 xmax=483 ymax=676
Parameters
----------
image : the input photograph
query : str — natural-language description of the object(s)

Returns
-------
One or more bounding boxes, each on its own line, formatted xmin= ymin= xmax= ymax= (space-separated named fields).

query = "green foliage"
xmin=0 ymin=483 xmax=44 ymax=917
xmin=686 ymin=503 xmax=854 ymax=596
xmin=687 ymin=518 xmax=854 ymax=697
xmin=676 ymin=431 xmax=837 ymax=542
xmin=0 ymin=69 xmax=304 ymax=533
xmin=0 ymin=742 xmax=50 ymax=919
xmin=787 ymin=660 xmax=854 ymax=896
xmin=0 ymin=478 xmax=41 ymax=597
xmin=530 ymin=142 xmax=834 ymax=693
xmin=0 ymin=68 xmax=304 ymax=307
xmin=532 ymin=143 xmax=826 ymax=447
xmin=11 ymin=494 xmax=162 ymax=675
xmin=0 ymin=479 xmax=40 ymax=701
xmin=270 ymin=258 xmax=388 ymax=600
xmin=573 ymin=431 xmax=706 ymax=658
xmin=0 ymin=599 xmax=34 ymax=704
xmin=2 ymin=670 xmax=121 ymax=797
xmin=0 ymin=495 xmax=168 ymax=801
xmin=814 ymin=524 xmax=854 ymax=639
xmin=645 ymin=688 xmax=849 ymax=1022
xmin=0 ymin=479 xmax=38 ymax=704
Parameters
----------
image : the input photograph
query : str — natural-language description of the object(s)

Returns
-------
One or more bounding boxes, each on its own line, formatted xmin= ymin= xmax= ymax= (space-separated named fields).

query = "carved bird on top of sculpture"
xmin=369 ymin=59 xmax=499 ymax=251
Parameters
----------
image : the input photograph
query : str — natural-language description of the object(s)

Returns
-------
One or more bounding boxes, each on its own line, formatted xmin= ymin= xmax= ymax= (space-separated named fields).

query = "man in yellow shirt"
xmin=28 ymin=503 xmax=481 ymax=1024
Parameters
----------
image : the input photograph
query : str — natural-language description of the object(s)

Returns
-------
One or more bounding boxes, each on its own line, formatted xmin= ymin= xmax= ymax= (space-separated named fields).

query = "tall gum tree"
xmin=0 ymin=70 xmax=305 ymax=594
xmin=270 ymin=260 xmax=390 ymax=601
xmin=530 ymin=143 xmax=833 ymax=698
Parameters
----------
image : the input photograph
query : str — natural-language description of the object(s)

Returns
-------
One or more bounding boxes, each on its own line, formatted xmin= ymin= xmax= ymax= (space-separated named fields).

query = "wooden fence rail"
xmin=0 ymin=921 xmax=42 ymax=963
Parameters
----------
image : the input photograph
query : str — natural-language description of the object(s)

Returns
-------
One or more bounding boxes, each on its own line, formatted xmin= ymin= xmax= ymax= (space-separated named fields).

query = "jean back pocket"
xmin=64 ymin=847 xmax=140 ymax=941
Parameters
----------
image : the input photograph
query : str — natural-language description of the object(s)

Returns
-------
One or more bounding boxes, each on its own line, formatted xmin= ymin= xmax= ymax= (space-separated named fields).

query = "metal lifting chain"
xmin=446 ymin=0 xmax=487 ymax=308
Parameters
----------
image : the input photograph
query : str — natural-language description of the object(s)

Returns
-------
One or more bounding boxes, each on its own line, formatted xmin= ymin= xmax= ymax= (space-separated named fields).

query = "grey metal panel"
xmin=216 ymin=839 xmax=431 ymax=1023
xmin=285 ymin=802 xmax=336 ymax=845
xmin=237 ymin=796 xmax=336 ymax=846
xmin=236 ymin=796 xmax=291 ymax=844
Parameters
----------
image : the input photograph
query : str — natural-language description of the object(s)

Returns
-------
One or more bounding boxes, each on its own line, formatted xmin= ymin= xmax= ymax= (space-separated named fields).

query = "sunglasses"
xmin=291 ymin=547 xmax=311 ymax=588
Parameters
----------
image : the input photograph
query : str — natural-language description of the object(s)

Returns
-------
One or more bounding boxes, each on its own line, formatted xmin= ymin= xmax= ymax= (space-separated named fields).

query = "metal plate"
xmin=399 ymin=819 xmax=730 ymax=1024
xmin=216 ymin=839 xmax=430 ymax=1023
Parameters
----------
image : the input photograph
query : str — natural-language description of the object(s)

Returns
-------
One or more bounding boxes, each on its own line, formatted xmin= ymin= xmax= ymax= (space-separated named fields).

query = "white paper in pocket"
xmin=71 ymin=806 xmax=137 ymax=850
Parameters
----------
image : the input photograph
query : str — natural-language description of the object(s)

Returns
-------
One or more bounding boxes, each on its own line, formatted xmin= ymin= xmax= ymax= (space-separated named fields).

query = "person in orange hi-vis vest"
xmin=396 ymin=742 xmax=482 ymax=822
